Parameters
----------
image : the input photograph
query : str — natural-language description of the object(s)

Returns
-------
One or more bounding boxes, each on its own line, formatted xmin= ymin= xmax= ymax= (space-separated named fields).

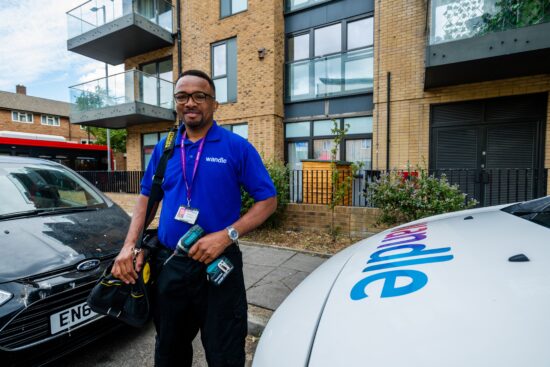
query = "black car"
xmin=0 ymin=156 xmax=130 ymax=366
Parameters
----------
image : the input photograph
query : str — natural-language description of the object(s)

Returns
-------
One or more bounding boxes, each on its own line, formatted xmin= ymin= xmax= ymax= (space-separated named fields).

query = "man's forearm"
xmin=123 ymin=194 xmax=159 ymax=248
xmin=232 ymin=196 xmax=277 ymax=238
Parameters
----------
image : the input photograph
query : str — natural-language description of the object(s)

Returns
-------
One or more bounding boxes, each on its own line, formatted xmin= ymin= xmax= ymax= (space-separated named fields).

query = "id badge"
xmin=174 ymin=205 xmax=199 ymax=224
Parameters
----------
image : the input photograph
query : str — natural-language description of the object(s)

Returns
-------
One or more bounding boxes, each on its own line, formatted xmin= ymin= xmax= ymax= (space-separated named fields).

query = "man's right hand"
xmin=111 ymin=245 xmax=143 ymax=284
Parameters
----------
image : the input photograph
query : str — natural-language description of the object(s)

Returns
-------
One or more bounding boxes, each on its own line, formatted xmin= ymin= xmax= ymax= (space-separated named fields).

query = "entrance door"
xmin=430 ymin=94 xmax=546 ymax=206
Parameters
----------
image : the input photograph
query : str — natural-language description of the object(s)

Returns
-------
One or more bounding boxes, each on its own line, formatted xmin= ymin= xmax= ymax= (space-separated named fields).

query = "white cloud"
xmin=0 ymin=0 xmax=122 ymax=95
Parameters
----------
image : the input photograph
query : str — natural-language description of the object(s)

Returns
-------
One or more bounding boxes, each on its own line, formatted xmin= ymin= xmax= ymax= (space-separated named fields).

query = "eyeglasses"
xmin=173 ymin=92 xmax=215 ymax=104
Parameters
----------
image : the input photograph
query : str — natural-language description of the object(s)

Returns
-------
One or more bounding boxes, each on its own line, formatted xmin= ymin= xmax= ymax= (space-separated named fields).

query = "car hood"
xmin=0 ymin=205 xmax=129 ymax=283
xmin=308 ymin=208 xmax=550 ymax=367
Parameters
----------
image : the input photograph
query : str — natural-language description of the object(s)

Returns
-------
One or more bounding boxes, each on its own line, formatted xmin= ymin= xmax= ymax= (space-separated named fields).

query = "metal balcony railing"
xmin=429 ymin=0 xmax=550 ymax=45
xmin=69 ymin=69 xmax=174 ymax=114
xmin=67 ymin=0 xmax=174 ymax=39
xmin=286 ymin=47 xmax=374 ymax=102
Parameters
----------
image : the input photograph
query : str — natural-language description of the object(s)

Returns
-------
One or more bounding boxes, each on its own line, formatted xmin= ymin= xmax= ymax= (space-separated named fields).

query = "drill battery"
xmin=206 ymin=256 xmax=234 ymax=286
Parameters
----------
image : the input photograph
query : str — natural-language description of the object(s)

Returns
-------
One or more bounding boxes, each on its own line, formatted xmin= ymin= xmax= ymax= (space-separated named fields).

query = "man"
xmin=112 ymin=69 xmax=277 ymax=367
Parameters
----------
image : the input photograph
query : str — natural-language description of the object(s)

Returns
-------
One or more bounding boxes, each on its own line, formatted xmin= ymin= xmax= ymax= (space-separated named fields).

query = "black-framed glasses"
xmin=173 ymin=92 xmax=215 ymax=104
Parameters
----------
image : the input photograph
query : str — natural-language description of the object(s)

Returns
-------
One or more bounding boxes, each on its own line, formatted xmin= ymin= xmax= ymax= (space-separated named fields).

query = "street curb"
xmin=239 ymin=240 xmax=332 ymax=259
xmin=247 ymin=305 xmax=273 ymax=337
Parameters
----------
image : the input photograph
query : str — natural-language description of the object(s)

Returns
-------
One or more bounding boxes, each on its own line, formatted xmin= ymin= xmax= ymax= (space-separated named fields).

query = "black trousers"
xmin=152 ymin=245 xmax=247 ymax=367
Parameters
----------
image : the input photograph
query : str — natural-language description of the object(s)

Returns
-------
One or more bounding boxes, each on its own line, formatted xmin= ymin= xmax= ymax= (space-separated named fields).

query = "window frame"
xmin=211 ymin=38 xmax=238 ymax=104
xmin=220 ymin=0 xmax=248 ymax=19
xmin=221 ymin=122 xmax=248 ymax=139
xmin=284 ymin=116 xmax=373 ymax=168
xmin=11 ymin=110 xmax=34 ymax=124
xmin=141 ymin=131 xmax=170 ymax=170
xmin=285 ymin=14 xmax=375 ymax=103
xmin=40 ymin=115 xmax=61 ymax=127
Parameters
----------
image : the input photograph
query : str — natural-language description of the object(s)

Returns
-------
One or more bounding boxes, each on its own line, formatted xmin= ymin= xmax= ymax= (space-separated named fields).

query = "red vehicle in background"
xmin=0 ymin=131 xmax=112 ymax=171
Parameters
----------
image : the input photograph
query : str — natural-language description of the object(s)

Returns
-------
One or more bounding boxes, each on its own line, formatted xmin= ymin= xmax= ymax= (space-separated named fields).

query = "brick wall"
xmin=0 ymin=109 xmax=89 ymax=142
xmin=105 ymin=193 xmax=383 ymax=236
xmin=123 ymin=0 xmax=284 ymax=170
xmin=373 ymin=0 xmax=550 ymax=175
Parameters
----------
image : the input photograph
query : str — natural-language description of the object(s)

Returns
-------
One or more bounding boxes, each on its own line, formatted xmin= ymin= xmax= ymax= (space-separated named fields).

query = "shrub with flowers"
xmin=369 ymin=167 xmax=477 ymax=225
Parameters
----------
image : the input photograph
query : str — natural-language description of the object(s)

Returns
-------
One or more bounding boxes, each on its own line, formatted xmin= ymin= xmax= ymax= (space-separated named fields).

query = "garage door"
xmin=430 ymin=93 xmax=547 ymax=206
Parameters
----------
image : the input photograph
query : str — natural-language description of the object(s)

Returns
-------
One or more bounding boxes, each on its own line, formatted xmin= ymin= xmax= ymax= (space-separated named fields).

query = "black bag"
xmin=87 ymin=123 xmax=178 ymax=327
xmin=87 ymin=230 xmax=159 ymax=327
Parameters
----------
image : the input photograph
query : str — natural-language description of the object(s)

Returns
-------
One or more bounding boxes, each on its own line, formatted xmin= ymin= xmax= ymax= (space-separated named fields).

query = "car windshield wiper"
xmin=35 ymin=206 xmax=99 ymax=216
xmin=0 ymin=206 xmax=98 ymax=220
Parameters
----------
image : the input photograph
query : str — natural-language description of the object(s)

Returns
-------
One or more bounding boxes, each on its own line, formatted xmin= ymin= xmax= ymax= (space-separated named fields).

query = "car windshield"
xmin=502 ymin=196 xmax=550 ymax=229
xmin=0 ymin=161 xmax=106 ymax=217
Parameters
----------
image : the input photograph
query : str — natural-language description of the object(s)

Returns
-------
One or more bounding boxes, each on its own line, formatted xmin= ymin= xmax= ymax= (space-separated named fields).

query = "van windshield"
xmin=502 ymin=196 xmax=550 ymax=230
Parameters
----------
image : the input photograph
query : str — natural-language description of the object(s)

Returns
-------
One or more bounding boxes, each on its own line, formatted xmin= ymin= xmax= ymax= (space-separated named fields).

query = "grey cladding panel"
xmin=285 ymin=0 xmax=373 ymax=33
xmin=285 ymin=100 xmax=325 ymax=118
xmin=329 ymin=94 xmax=372 ymax=115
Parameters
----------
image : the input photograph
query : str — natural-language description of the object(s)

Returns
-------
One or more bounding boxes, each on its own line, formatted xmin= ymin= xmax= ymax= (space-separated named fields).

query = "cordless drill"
xmin=164 ymin=225 xmax=234 ymax=286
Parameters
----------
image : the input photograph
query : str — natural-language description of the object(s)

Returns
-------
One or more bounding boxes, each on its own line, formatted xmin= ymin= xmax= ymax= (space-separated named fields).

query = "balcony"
xmin=67 ymin=0 xmax=174 ymax=65
xmin=70 ymin=70 xmax=174 ymax=129
xmin=425 ymin=0 xmax=550 ymax=88
xmin=286 ymin=47 xmax=373 ymax=103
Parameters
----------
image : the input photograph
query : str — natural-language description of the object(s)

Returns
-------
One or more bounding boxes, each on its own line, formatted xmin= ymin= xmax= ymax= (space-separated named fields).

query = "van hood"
xmin=307 ymin=209 xmax=550 ymax=367
xmin=0 ymin=205 xmax=129 ymax=283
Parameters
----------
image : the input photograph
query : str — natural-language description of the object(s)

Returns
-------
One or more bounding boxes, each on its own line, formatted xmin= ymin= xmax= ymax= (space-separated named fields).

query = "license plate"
xmin=50 ymin=302 xmax=97 ymax=334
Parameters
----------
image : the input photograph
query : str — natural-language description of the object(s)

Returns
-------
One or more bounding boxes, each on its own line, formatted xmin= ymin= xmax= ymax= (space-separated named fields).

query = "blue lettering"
xmin=350 ymin=269 xmax=428 ymax=300
xmin=368 ymin=244 xmax=451 ymax=263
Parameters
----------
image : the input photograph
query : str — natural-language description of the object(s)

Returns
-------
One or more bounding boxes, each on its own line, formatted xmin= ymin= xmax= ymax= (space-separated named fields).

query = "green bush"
xmin=241 ymin=158 xmax=289 ymax=228
xmin=370 ymin=167 xmax=477 ymax=225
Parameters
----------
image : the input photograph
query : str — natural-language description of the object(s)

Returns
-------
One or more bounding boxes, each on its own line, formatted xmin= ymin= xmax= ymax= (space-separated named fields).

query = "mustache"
xmin=183 ymin=108 xmax=201 ymax=113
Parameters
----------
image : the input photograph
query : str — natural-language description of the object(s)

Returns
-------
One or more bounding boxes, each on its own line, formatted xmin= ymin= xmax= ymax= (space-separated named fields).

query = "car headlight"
xmin=0 ymin=290 xmax=13 ymax=306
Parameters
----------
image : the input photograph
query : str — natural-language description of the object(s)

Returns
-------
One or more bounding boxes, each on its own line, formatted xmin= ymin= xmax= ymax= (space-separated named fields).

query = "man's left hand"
xmin=188 ymin=230 xmax=231 ymax=264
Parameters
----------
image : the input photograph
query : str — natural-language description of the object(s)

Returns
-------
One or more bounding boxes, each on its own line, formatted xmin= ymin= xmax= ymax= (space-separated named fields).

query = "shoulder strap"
xmin=135 ymin=122 xmax=181 ymax=249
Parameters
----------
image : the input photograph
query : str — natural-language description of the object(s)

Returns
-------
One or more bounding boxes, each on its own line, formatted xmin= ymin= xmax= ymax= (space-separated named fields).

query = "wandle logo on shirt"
xmin=205 ymin=156 xmax=227 ymax=164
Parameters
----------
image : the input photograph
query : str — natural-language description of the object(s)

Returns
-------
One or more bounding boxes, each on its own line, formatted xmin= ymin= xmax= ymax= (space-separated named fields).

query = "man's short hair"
xmin=178 ymin=69 xmax=216 ymax=95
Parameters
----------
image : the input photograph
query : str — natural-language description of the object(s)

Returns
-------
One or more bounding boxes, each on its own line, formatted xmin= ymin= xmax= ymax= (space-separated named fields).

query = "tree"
xmin=87 ymin=127 xmax=127 ymax=153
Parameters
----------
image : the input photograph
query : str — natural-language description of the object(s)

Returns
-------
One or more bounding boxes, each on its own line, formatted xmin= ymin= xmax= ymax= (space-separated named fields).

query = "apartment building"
xmin=67 ymin=0 xmax=549 ymax=206
xmin=0 ymin=85 xmax=90 ymax=143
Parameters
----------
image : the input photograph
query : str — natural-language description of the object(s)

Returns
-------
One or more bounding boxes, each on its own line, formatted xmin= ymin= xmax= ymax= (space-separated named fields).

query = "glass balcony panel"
xmin=69 ymin=70 xmax=174 ymax=114
xmin=286 ymin=47 xmax=373 ymax=102
xmin=344 ymin=48 xmax=374 ymax=91
xmin=429 ymin=0 xmax=550 ymax=45
xmin=67 ymin=0 xmax=173 ymax=39
xmin=288 ymin=61 xmax=311 ymax=100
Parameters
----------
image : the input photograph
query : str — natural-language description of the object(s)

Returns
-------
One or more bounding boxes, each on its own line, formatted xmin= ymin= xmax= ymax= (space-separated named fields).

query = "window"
xmin=221 ymin=0 xmax=247 ymax=18
xmin=11 ymin=111 xmax=33 ymax=123
xmin=142 ymin=131 xmax=169 ymax=169
xmin=141 ymin=58 xmax=173 ymax=108
xmin=211 ymin=38 xmax=237 ymax=104
xmin=286 ymin=0 xmax=332 ymax=12
xmin=222 ymin=123 xmax=248 ymax=139
xmin=40 ymin=115 xmax=60 ymax=127
xmin=286 ymin=16 xmax=374 ymax=102
xmin=285 ymin=116 xmax=373 ymax=169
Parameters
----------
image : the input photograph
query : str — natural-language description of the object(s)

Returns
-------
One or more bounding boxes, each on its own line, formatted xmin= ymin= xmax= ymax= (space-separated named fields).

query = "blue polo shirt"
xmin=141 ymin=121 xmax=276 ymax=249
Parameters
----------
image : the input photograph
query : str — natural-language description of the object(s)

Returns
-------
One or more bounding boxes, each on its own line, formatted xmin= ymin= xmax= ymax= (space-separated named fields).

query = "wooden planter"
xmin=301 ymin=160 xmax=352 ymax=206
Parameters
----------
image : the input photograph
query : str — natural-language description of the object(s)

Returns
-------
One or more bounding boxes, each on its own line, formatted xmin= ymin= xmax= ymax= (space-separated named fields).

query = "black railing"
xmin=290 ymin=168 xmax=548 ymax=208
xmin=79 ymin=168 xmax=548 ymax=208
xmin=78 ymin=170 xmax=144 ymax=194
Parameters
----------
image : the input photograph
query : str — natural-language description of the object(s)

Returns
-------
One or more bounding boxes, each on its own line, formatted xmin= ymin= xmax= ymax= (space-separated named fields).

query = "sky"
xmin=0 ymin=0 xmax=123 ymax=103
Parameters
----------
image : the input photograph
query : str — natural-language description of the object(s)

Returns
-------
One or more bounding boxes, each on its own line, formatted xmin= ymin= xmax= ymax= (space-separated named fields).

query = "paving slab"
xmin=240 ymin=244 xmax=296 ymax=267
xmin=280 ymin=252 xmax=326 ymax=273
xmin=247 ymin=281 xmax=294 ymax=310
xmin=243 ymin=263 xmax=276 ymax=289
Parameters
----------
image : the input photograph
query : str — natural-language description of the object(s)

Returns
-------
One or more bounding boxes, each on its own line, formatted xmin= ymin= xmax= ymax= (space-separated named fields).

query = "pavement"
xmin=61 ymin=241 xmax=328 ymax=366
xmin=240 ymin=242 xmax=328 ymax=335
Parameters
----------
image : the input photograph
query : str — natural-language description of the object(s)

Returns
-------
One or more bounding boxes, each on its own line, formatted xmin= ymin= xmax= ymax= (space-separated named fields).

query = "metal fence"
xmin=79 ymin=168 xmax=548 ymax=208
xmin=78 ymin=170 xmax=144 ymax=194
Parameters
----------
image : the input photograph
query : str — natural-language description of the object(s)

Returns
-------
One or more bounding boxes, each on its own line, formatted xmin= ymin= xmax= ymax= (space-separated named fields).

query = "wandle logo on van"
xmin=350 ymin=222 xmax=454 ymax=300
